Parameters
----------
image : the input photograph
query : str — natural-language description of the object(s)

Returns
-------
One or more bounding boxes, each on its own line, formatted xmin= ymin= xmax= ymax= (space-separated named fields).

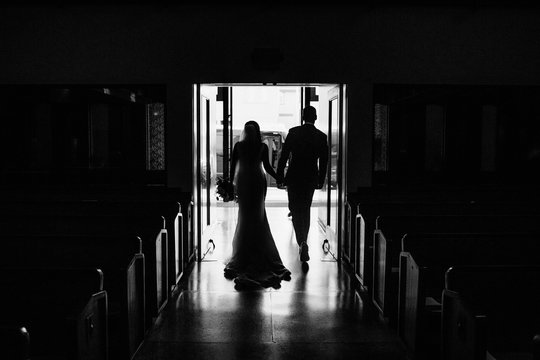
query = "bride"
xmin=224 ymin=120 xmax=291 ymax=289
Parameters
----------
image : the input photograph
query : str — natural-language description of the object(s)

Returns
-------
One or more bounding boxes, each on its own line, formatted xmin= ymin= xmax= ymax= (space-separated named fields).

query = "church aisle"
xmin=133 ymin=202 xmax=407 ymax=360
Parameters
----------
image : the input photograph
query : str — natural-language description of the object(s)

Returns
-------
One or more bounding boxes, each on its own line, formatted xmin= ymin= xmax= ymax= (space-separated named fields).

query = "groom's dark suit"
xmin=277 ymin=122 xmax=328 ymax=247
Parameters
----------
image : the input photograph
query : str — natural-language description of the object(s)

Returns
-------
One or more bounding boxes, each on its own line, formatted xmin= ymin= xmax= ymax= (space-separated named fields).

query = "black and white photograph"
xmin=1 ymin=1 xmax=540 ymax=359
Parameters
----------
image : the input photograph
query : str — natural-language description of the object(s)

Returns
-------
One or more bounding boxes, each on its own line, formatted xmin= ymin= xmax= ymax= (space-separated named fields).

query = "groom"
xmin=277 ymin=105 xmax=328 ymax=262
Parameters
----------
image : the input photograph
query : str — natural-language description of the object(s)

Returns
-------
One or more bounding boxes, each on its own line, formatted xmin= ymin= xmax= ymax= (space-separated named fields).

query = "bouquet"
xmin=216 ymin=176 xmax=236 ymax=202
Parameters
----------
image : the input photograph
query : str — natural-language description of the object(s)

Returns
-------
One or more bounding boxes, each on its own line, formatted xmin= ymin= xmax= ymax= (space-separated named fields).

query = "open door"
xmin=320 ymin=85 xmax=345 ymax=261
xmin=194 ymin=83 xmax=346 ymax=264
xmin=195 ymin=86 xmax=218 ymax=262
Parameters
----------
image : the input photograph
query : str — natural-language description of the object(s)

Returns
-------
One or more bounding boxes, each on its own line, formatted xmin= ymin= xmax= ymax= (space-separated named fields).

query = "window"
xmin=146 ymin=103 xmax=165 ymax=170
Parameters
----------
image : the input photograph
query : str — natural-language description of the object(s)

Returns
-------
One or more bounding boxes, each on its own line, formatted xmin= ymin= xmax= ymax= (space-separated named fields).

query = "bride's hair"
xmin=241 ymin=120 xmax=262 ymax=146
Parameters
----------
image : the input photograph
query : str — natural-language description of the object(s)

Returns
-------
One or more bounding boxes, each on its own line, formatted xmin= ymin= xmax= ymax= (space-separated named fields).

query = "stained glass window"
xmin=374 ymin=104 xmax=389 ymax=171
xmin=146 ymin=103 xmax=165 ymax=170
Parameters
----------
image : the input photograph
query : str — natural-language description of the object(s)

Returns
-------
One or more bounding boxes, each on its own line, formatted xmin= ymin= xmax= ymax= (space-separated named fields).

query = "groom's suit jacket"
xmin=277 ymin=123 xmax=329 ymax=189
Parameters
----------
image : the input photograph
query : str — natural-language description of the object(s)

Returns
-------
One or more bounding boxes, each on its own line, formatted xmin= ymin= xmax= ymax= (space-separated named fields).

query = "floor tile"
xmin=134 ymin=203 xmax=406 ymax=360
xmin=271 ymin=291 xmax=397 ymax=343
xmin=135 ymin=341 xmax=407 ymax=360
xmin=147 ymin=291 xmax=273 ymax=343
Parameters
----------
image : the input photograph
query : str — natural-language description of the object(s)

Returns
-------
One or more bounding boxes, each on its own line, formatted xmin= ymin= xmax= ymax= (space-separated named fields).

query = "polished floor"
xmin=133 ymin=190 xmax=407 ymax=360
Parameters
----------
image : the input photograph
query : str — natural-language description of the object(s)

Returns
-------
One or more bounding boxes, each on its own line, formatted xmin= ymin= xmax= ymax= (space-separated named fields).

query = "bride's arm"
xmin=261 ymin=143 xmax=279 ymax=180
xmin=230 ymin=143 xmax=239 ymax=181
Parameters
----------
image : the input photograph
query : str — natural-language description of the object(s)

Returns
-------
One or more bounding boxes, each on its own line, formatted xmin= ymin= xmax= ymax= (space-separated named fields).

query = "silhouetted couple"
xmin=224 ymin=106 xmax=328 ymax=290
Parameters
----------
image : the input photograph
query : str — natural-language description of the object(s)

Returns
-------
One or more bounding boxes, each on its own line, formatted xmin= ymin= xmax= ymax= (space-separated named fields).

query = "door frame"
xmin=192 ymin=83 xmax=347 ymax=263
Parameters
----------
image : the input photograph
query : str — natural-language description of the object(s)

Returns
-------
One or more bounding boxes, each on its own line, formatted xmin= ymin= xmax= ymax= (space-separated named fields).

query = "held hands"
xmin=274 ymin=177 xmax=323 ymax=189
xmin=276 ymin=174 xmax=285 ymax=189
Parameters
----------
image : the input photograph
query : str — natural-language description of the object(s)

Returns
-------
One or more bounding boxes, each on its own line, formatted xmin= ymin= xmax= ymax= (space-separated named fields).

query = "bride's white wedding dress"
xmin=224 ymin=140 xmax=291 ymax=289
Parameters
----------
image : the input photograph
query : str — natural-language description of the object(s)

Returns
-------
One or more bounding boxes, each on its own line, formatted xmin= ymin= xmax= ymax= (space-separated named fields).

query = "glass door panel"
xmin=329 ymin=98 xmax=339 ymax=231
xmin=200 ymin=97 xmax=210 ymax=230
xmin=327 ymin=96 xmax=339 ymax=253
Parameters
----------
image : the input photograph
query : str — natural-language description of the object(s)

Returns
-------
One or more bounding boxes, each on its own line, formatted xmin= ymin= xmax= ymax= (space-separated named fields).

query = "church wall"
xmin=0 ymin=5 xmax=539 ymax=191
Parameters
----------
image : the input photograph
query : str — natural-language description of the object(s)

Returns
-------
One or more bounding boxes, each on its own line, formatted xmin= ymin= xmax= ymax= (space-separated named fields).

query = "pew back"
xmin=0 ymin=186 xmax=191 ymax=295
xmin=0 ymin=326 xmax=30 ymax=360
xmin=356 ymin=190 xmax=540 ymax=292
xmin=399 ymin=233 xmax=540 ymax=358
xmin=0 ymin=234 xmax=145 ymax=359
xmin=442 ymin=265 xmax=540 ymax=360
xmin=372 ymin=214 xmax=540 ymax=326
xmin=0 ymin=213 xmax=167 ymax=314
xmin=0 ymin=268 xmax=107 ymax=360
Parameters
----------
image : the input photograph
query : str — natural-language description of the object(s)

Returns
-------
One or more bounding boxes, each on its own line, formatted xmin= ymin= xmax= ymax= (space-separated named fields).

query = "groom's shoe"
xmin=299 ymin=242 xmax=310 ymax=262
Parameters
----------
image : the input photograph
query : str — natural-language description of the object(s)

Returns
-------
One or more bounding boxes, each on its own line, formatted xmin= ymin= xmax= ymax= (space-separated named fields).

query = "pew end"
xmin=397 ymin=251 xmax=433 ymax=357
xmin=533 ymin=334 xmax=540 ymax=360
xmin=372 ymin=229 xmax=400 ymax=327
xmin=0 ymin=267 xmax=108 ymax=360
xmin=442 ymin=265 xmax=540 ymax=360
xmin=355 ymin=212 xmax=367 ymax=291
xmin=1 ymin=234 xmax=145 ymax=360
xmin=0 ymin=326 xmax=30 ymax=360
xmin=441 ymin=289 xmax=487 ymax=360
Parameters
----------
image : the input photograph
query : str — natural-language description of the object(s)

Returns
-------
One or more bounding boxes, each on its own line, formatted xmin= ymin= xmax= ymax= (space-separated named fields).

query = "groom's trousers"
xmin=287 ymin=184 xmax=315 ymax=246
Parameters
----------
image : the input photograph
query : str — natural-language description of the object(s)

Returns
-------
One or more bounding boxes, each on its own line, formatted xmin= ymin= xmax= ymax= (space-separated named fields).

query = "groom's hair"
xmin=302 ymin=106 xmax=317 ymax=123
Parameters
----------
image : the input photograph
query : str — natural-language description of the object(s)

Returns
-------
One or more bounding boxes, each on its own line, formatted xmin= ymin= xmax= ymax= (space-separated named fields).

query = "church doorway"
xmin=192 ymin=84 xmax=347 ymax=267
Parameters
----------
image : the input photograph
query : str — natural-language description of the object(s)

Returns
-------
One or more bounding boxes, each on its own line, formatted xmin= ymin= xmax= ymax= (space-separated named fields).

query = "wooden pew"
xmin=1 ymin=235 xmax=144 ymax=360
xmin=343 ymin=201 xmax=355 ymax=275
xmin=0 ymin=268 xmax=107 ymax=360
xmin=180 ymin=197 xmax=196 ymax=274
xmin=0 ymin=184 xmax=184 ymax=204
xmin=359 ymin=201 xmax=476 ymax=318
xmin=0 ymin=326 xmax=30 ymax=360
xmin=353 ymin=186 xmax=540 ymax=305
xmin=373 ymin=214 xmax=540 ymax=327
xmin=0 ymin=188 xmax=190 ymax=296
xmin=0 ymin=213 xmax=167 ymax=328
xmin=442 ymin=265 xmax=540 ymax=360
xmin=342 ymin=196 xmax=367 ymax=292
xmin=163 ymin=192 xmax=194 ymax=291
xmin=399 ymin=233 xmax=540 ymax=359
xmin=355 ymin=206 xmax=366 ymax=290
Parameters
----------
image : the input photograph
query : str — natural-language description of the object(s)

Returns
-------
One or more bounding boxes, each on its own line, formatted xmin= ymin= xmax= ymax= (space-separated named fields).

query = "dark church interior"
xmin=2 ymin=2 xmax=540 ymax=360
